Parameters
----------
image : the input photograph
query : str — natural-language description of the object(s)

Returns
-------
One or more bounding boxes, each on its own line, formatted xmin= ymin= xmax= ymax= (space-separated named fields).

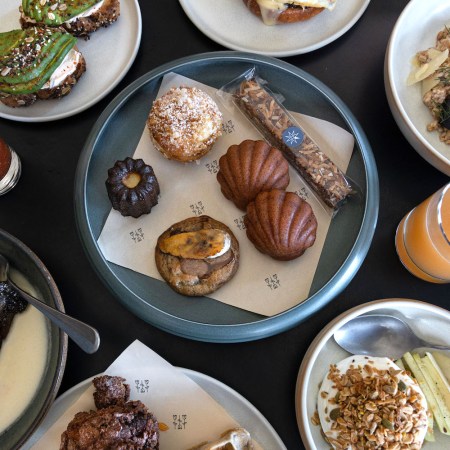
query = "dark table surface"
xmin=1 ymin=1 xmax=449 ymax=449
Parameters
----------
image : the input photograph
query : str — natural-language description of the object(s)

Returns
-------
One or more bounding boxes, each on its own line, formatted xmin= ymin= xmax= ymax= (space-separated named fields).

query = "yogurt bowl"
xmin=0 ymin=228 xmax=67 ymax=450
xmin=295 ymin=298 xmax=450 ymax=450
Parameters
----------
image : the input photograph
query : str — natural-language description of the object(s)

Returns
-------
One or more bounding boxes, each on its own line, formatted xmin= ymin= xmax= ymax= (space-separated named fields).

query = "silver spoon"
xmin=334 ymin=314 xmax=450 ymax=360
xmin=0 ymin=254 xmax=100 ymax=354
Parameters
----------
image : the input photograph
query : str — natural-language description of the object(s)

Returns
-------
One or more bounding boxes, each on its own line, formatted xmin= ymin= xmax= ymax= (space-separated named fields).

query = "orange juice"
xmin=441 ymin=188 xmax=450 ymax=239
xmin=395 ymin=183 xmax=450 ymax=283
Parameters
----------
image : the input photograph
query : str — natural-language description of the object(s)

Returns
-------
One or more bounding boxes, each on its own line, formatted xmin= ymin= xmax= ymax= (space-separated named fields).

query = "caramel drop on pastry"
xmin=158 ymin=230 xmax=230 ymax=259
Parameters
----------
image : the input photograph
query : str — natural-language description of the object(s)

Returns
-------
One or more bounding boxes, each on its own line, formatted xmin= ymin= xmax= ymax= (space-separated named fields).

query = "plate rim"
xmin=178 ymin=0 xmax=371 ymax=57
xmin=294 ymin=298 xmax=450 ymax=450
xmin=74 ymin=50 xmax=379 ymax=343
xmin=0 ymin=0 xmax=142 ymax=123
xmin=25 ymin=367 xmax=286 ymax=449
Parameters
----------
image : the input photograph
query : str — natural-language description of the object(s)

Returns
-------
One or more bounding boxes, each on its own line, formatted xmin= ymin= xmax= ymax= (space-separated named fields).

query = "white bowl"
xmin=385 ymin=0 xmax=450 ymax=176
xmin=295 ymin=298 xmax=450 ymax=450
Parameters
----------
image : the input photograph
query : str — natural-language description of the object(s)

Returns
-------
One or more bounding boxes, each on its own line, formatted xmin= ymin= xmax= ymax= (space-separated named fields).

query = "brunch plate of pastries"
xmin=0 ymin=0 xmax=141 ymax=122
xmin=295 ymin=298 xmax=450 ymax=450
xmin=25 ymin=341 xmax=286 ymax=449
xmin=25 ymin=372 xmax=285 ymax=449
xmin=178 ymin=0 xmax=371 ymax=56
xmin=74 ymin=51 xmax=378 ymax=343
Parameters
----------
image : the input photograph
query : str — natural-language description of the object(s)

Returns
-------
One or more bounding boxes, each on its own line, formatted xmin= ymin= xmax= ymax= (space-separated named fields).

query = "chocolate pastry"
xmin=217 ymin=139 xmax=290 ymax=211
xmin=60 ymin=376 xmax=159 ymax=450
xmin=0 ymin=28 xmax=86 ymax=108
xmin=106 ymin=157 xmax=160 ymax=218
xmin=244 ymin=189 xmax=317 ymax=261
xmin=155 ymin=215 xmax=239 ymax=296
xmin=147 ymin=86 xmax=223 ymax=162
xmin=60 ymin=401 xmax=159 ymax=450
xmin=20 ymin=0 xmax=120 ymax=39
xmin=93 ymin=375 xmax=130 ymax=409
xmin=0 ymin=282 xmax=27 ymax=350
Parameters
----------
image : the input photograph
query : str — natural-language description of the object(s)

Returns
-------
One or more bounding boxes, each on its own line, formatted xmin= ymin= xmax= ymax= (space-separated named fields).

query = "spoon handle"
xmin=10 ymin=281 xmax=100 ymax=354
xmin=422 ymin=342 xmax=450 ymax=352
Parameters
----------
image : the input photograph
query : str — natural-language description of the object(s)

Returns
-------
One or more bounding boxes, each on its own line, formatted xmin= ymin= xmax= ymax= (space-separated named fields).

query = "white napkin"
xmin=30 ymin=340 xmax=263 ymax=449
xmin=97 ymin=73 xmax=355 ymax=316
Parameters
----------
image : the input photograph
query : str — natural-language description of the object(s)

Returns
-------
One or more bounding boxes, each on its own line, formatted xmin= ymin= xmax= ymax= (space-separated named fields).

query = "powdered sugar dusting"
xmin=147 ymin=86 xmax=223 ymax=162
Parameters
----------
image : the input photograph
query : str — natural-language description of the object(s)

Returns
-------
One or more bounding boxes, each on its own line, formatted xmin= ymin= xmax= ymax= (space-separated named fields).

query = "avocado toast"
xmin=0 ymin=27 xmax=86 ymax=107
xmin=20 ymin=0 xmax=120 ymax=38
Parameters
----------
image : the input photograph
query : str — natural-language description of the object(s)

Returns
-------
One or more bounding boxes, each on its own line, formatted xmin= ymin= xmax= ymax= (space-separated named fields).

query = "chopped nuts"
xmin=322 ymin=360 xmax=428 ymax=449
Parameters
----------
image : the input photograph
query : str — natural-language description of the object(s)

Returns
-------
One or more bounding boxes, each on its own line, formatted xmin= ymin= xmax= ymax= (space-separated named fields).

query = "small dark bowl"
xmin=0 ymin=228 xmax=67 ymax=450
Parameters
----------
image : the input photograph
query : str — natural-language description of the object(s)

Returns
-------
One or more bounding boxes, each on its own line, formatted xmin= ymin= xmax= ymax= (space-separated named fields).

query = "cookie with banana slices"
xmin=155 ymin=216 xmax=240 ymax=297
xmin=0 ymin=28 xmax=86 ymax=107
xmin=20 ymin=0 xmax=120 ymax=39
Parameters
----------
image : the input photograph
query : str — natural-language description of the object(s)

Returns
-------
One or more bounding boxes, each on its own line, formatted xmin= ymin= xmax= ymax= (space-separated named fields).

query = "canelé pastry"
xmin=147 ymin=86 xmax=223 ymax=162
xmin=60 ymin=375 xmax=159 ymax=450
xmin=0 ymin=28 xmax=86 ymax=108
xmin=155 ymin=215 xmax=239 ymax=296
xmin=244 ymin=189 xmax=317 ymax=261
xmin=217 ymin=139 xmax=290 ymax=211
xmin=242 ymin=0 xmax=332 ymax=25
xmin=105 ymin=157 xmax=160 ymax=218
xmin=20 ymin=0 xmax=120 ymax=39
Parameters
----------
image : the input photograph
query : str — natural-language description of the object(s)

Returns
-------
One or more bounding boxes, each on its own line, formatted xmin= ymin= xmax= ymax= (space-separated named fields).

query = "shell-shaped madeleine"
xmin=217 ymin=140 xmax=290 ymax=211
xmin=244 ymin=189 xmax=317 ymax=261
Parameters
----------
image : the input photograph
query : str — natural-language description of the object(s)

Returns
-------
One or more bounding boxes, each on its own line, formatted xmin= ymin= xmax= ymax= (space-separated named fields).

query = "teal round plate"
xmin=74 ymin=51 xmax=378 ymax=343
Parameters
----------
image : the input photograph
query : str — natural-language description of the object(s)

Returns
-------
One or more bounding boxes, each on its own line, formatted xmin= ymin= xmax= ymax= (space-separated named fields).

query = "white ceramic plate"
xmin=385 ymin=0 xmax=450 ymax=176
xmin=0 ymin=0 xmax=141 ymax=122
xmin=295 ymin=298 xmax=450 ymax=450
xmin=178 ymin=0 xmax=370 ymax=57
xmin=24 ymin=368 xmax=286 ymax=449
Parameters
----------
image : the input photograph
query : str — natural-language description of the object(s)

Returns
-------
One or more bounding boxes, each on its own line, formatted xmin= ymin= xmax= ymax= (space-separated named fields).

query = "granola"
xmin=317 ymin=355 xmax=428 ymax=450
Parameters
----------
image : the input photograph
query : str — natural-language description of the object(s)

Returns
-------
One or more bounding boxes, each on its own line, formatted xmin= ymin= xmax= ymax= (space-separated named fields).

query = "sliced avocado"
xmin=0 ymin=28 xmax=77 ymax=95
xmin=22 ymin=0 xmax=101 ymax=25
xmin=0 ymin=30 xmax=25 ymax=56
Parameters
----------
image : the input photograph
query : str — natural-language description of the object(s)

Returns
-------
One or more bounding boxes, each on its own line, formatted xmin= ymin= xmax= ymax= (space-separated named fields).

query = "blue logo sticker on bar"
xmin=282 ymin=126 xmax=304 ymax=148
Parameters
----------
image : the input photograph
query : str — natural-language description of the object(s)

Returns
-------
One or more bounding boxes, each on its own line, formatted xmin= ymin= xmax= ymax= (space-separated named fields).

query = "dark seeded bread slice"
xmin=20 ymin=0 xmax=120 ymax=39
xmin=0 ymin=50 xmax=86 ymax=108
xmin=155 ymin=215 xmax=240 ymax=297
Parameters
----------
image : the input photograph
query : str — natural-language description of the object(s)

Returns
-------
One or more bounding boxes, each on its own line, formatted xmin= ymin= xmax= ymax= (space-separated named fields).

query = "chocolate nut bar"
xmin=234 ymin=78 xmax=353 ymax=209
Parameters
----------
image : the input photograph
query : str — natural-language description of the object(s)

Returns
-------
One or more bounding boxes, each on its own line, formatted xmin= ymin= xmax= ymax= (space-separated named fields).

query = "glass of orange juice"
xmin=395 ymin=183 xmax=450 ymax=283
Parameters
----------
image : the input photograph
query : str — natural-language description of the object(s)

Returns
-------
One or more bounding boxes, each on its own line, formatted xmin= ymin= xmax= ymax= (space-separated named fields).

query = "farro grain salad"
xmin=407 ymin=25 xmax=450 ymax=144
